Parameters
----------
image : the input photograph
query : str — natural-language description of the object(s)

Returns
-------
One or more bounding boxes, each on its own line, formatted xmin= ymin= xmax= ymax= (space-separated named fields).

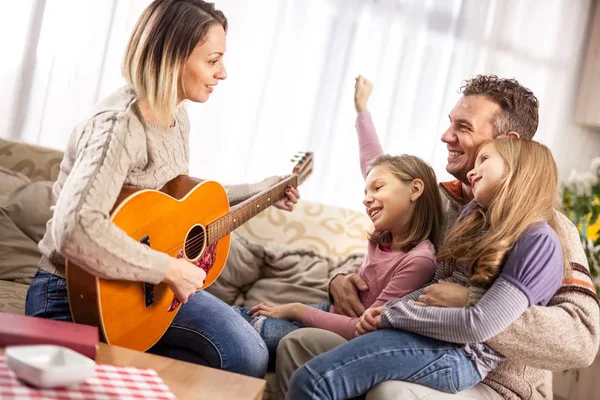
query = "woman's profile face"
xmin=180 ymin=24 xmax=227 ymax=103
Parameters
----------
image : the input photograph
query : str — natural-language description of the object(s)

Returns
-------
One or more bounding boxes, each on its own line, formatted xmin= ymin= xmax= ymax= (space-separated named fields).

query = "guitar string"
xmin=158 ymin=185 xmax=292 ymax=256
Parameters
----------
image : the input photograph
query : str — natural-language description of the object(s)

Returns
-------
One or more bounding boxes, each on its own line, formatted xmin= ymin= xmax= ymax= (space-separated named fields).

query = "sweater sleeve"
xmin=223 ymin=184 xmax=252 ymax=206
xmin=356 ymin=112 xmax=384 ymax=179
xmin=187 ymin=177 xmax=251 ymax=207
xmin=52 ymin=111 xmax=170 ymax=284
xmin=381 ymin=278 xmax=529 ymax=343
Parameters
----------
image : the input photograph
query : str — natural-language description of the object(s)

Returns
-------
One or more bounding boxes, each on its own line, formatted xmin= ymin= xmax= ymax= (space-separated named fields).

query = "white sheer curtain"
xmin=1 ymin=0 xmax=596 ymax=211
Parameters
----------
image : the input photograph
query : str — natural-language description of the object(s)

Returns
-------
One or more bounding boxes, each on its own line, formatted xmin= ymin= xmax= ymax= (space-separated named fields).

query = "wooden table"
xmin=1 ymin=343 xmax=266 ymax=400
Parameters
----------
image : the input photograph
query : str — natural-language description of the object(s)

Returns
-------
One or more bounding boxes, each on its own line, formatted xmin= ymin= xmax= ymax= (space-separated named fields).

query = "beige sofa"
xmin=0 ymin=137 xmax=372 ymax=398
xmin=4 ymin=138 xmax=597 ymax=400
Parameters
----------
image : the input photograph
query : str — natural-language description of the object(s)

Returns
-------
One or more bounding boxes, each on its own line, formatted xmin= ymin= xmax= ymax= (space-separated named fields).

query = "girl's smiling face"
xmin=363 ymin=165 xmax=418 ymax=236
xmin=467 ymin=142 xmax=506 ymax=209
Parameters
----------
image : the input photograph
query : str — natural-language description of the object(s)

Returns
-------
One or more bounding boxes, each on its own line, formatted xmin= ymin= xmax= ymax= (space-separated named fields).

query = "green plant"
xmin=562 ymin=157 xmax=600 ymax=295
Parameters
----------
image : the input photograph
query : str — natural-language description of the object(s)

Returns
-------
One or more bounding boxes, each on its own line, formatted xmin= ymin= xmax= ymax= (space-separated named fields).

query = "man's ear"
xmin=410 ymin=179 xmax=425 ymax=202
xmin=503 ymin=131 xmax=520 ymax=138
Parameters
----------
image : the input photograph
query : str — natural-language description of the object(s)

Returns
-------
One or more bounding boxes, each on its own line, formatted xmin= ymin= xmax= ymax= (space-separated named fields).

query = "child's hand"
xmin=249 ymin=301 xmax=308 ymax=321
xmin=355 ymin=305 xmax=386 ymax=336
xmin=354 ymin=75 xmax=373 ymax=113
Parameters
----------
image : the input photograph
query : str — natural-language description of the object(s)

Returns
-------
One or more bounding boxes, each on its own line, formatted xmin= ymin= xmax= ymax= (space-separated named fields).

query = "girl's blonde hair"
xmin=437 ymin=138 xmax=569 ymax=288
xmin=122 ymin=0 xmax=227 ymax=126
xmin=368 ymin=154 xmax=444 ymax=252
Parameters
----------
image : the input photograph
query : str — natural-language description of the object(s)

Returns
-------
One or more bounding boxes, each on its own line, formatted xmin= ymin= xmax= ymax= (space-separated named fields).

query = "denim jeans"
xmin=287 ymin=328 xmax=482 ymax=400
xmin=25 ymin=269 xmax=269 ymax=377
xmin=234 ymin=302 xmax=331 ymax=369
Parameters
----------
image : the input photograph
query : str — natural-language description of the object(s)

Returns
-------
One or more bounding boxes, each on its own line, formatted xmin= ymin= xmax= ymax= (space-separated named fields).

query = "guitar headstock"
xmin=291 ymin=152 xmax=314 ymax=185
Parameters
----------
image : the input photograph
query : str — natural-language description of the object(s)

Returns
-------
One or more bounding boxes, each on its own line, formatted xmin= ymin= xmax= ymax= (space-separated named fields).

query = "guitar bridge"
xmin=140 ymin=235 xmax=155 ymax=308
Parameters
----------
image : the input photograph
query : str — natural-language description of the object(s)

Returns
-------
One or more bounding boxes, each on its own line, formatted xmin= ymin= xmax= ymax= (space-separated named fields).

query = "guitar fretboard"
xmin=206 ymin=176 xmax=298 ymax=244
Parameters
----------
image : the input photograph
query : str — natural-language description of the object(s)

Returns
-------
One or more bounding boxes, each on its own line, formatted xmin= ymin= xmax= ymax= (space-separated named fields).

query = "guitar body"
xmin=66 ymin=176 xmax=231 ymax=352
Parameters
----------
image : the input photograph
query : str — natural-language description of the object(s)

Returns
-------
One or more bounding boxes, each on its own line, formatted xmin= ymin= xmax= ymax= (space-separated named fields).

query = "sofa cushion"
xmin=236 ymin=200 xmax=372 ymax=258
xmin=0 ymin=279 xmax=29 ymax=314
xmin=4 ymin=180 xmax=54 ymax=243
xmin=206 ymin=232 xmax=364 ymax=308
xmin=0 ymin=165 xmax=30 ymax=204
xmin=0 ymin=209 xmax=41 ymax=282
xmin=0 ymin=180 xmax=54 ymax=283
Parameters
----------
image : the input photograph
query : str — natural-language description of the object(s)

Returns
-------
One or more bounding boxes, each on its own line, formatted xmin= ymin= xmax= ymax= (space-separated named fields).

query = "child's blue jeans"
xmin=234 ymin=302 xmax=331 ymax=369
xmin=287 ymin=327 xmax=482 ymax=399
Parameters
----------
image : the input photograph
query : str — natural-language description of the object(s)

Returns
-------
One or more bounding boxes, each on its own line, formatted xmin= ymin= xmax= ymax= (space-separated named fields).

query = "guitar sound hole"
xmin=184 ymin=225 xmax=206 ymax=260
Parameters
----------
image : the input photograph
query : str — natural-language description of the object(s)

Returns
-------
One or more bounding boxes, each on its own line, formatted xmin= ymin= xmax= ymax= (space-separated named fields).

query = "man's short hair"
xmin=461 ymin=75 xmax=539 ymax=140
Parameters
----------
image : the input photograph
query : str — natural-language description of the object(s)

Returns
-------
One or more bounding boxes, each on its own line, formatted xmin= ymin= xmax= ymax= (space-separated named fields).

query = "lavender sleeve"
xmin=380 ymin=224 xmax=564 ymax=343
xmin=498 ymin=222 xmax=564 ymax=306
xmin=356 ymin=112 xmax=384 ymax=179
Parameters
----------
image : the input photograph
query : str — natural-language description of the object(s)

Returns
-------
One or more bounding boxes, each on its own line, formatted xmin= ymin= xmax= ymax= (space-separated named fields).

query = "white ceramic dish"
xmin=5 ymin=345 xmax=96 ymax=388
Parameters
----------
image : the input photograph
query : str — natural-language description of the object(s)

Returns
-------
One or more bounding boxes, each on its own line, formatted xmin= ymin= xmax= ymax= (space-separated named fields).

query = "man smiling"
xmin=441 ymin=77 xmax=538 ymax=203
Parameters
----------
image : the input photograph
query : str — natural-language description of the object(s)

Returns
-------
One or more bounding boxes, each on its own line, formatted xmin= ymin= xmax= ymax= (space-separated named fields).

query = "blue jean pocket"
xmin=408 ymin=353 xmax=461 ymax=393
xmin=25 ymin=269 xmax=71 ymax=321
xmin=47 ymin=275 xmax=68 ymax=300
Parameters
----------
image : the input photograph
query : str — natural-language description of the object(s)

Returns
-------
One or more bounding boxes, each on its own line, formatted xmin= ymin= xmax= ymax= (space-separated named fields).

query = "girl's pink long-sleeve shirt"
xmin=300 ymin=112 xmax=437 ymax=340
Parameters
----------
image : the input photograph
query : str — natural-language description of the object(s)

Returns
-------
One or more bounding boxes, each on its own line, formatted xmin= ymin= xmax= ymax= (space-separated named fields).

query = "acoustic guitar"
xmin=66 ymin=152 xmax=313 ymax=352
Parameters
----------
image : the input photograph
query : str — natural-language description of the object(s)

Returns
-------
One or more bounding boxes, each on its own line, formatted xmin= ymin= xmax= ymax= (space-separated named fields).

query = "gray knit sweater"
xmin=38 ymin=87 xmax=252 ymax=283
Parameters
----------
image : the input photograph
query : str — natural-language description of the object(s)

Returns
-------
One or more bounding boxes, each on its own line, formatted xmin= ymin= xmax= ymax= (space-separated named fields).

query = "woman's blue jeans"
xmin=287 ymin=328 xmax=482 ymax=399
xmin=25 ymin=269 xmax=269 ymax=377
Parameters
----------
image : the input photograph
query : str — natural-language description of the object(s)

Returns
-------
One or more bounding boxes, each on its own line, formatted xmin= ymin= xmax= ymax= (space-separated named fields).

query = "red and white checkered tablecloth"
xmin=0 ymin=356 xmax=176 ymax=399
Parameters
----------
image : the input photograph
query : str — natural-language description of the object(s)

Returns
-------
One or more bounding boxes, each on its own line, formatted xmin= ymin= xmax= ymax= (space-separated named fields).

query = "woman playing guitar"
xmin=25 ymin=0 xmax=299 ymax=378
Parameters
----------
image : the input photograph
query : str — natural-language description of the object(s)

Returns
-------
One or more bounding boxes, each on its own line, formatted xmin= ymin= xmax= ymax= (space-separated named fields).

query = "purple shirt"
xmin=499 ymin=222 xmax=564 ymax=306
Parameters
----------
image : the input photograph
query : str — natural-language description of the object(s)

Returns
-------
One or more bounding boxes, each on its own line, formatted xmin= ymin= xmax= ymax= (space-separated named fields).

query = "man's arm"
xmin=487 ymin=265 xmax=599 ymax=370
xmin=486 ymin=214 xmax=600 ymax=370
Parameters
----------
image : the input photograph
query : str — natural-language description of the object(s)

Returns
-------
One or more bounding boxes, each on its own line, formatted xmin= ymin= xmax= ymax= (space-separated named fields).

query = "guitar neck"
xmin=206 ymin=176 xmax=298 ymax=244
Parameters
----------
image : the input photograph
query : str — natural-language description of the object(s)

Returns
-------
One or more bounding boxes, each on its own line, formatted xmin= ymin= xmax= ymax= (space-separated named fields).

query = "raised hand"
xmin=354 ymin=75 xmax=373 ymax=113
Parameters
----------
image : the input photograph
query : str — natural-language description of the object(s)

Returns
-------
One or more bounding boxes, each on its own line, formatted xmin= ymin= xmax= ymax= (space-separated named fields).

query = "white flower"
xmin=587 ymin=239 xmax=600 ymax=255
xmin=581 ymin=171 xmax=598 ymax=196
xmin=567 ymin=170 xmax=594 ymax=197
xmin=585 ymin=239 xmax=600 ymax=270
xmin=590 ymin=157 xmax=600 ymax=175
xmin=567 ymin=169 xmax=579 ymax=185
